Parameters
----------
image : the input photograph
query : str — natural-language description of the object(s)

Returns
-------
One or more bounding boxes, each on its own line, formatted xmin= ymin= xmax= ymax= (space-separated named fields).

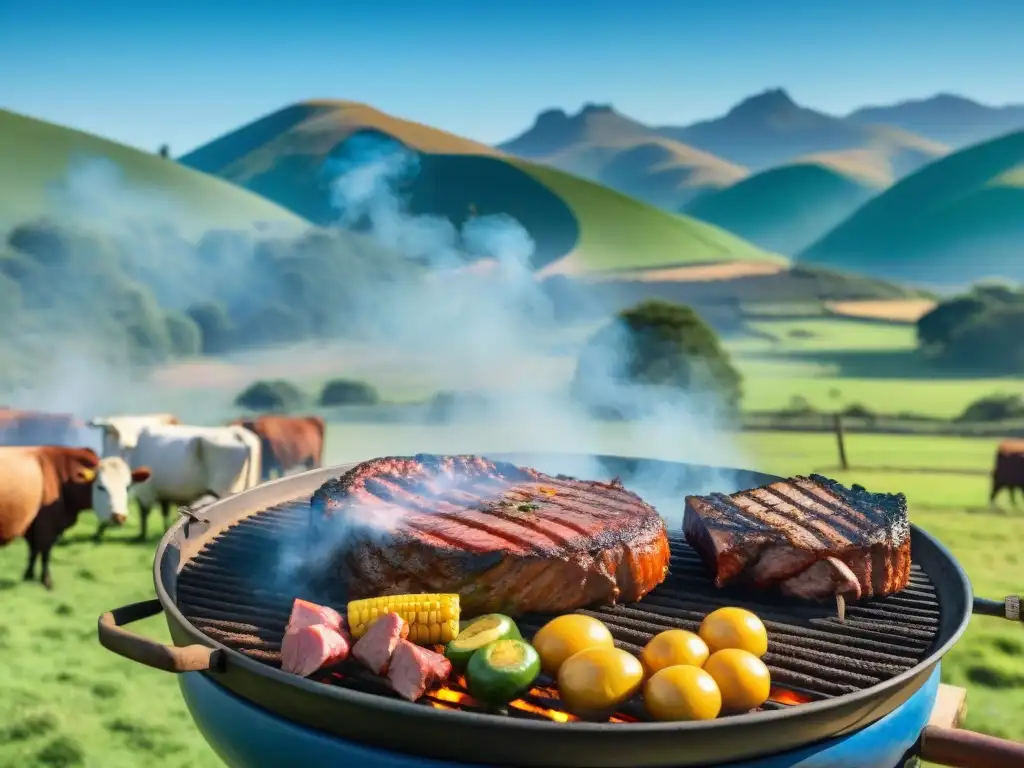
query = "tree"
xmin=941 ymin=305 xmax=1024 ymax=372
xmin=916 ymin=295 xmax=989 ymax=351
xmin=186 ymin=301 xmax=233 ymax=354
xmin=571 ymin=299 xmax=742 ymax=418
xmin=234 ymin=380 xmax=304 ymax=411
xmin=318 ymin=379 xmax=380 ymax=406
xmin=164 ymin=312 xmax=202 ymax=357
xmin=158 ymin=144 xmax=170 ymax=159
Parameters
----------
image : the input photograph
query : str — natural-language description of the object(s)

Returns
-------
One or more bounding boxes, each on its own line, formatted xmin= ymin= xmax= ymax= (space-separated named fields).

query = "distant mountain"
xmin=181 ymin=100 xmax=776 ymax=274
xmin=656 ymin=88 xmax=949 ymax=174
xmin=798 ymin=129 xmax=1024 ymax=285
xmin=848 ymin=94 xmax=1024 ymax=149
xmin=498 ymin=104 xmax=747 ymax=210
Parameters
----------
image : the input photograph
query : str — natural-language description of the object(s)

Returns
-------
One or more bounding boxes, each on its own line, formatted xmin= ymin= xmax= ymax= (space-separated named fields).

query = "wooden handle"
xmin=98 ymin=599 xmax=222 ymax=674
xmin=920 ymin=725 xmax=1024 ymax=767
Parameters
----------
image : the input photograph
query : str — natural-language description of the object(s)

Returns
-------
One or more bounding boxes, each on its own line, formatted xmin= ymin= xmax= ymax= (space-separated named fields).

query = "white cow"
xmin=88 ymin=413 xmax=179 ymax=462
xmin=118 ymin=424 xmax=262 ymax=541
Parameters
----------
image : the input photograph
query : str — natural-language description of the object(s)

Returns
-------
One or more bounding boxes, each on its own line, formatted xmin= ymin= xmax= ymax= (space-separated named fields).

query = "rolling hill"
xmin=497 ymin=104 xmax=748 ymax=210
xmin=682 ymin=154 xmax=890 ymax=255
xmin=0 ymin=108 xmax=310 ymax=236
xmin=179 ymin=99 xmax=781 ymax=273
xmin=848 ymin=94 xmax=1024 ymax=149
xmin=798 ymin=129 xmax=1024 ymax=285
xmin=656 ymin=89 xmax=950 ymax=175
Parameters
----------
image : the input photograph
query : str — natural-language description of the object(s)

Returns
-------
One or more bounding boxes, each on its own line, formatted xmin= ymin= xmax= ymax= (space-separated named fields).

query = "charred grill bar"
xmin=98 ymin=455 xmax=1024 ymax=768
xmin=176 ymin=498 xmax=941 ymax=717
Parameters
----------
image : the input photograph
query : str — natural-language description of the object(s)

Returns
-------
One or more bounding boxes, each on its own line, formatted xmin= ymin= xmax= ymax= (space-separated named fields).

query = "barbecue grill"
xmin=98 ymin=454 xmax=1024 ymax=768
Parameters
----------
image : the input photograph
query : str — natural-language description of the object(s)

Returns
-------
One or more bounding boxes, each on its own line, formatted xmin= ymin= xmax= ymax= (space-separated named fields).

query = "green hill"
xmin=683 ymin=155 xmax=888 ymax=255
xmin=0 ymin=108 xmax=309 ymax=235
xmin=798 ymin=130 xmax=1024 ymax=285
xmin=179 ymin=100 xmax=781 ymax=273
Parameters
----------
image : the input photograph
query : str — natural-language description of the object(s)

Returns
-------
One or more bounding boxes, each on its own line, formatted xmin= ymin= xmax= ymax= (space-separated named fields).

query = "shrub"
xmin=780 ymin=395 xmax=816 ymax=416
xmin=841 ymin=403 xmax=876 ymax=421
xmin=955 ymin=393 xmax=1024 ymax=423
xmin=234 ymin=380 xmax=304 ymax=412
xmin=318 ymin=379 xmax=380 ymax=406
xmin=426 ymin=390 xmax=490 ymax=423
xmin=571 ymin=299 xmax=742 ymax=418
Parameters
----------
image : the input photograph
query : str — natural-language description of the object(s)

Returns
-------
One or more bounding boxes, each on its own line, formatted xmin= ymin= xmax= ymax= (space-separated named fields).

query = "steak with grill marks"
xmin=310 ymin=454 xmax=670 ymax=617
xmin=683 ymin=474 xmax=910 ymax=601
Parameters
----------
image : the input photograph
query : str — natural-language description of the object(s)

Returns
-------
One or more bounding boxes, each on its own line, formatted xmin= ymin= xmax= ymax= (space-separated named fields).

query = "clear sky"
xmin=2 ymin=0 xmax=1022 ymax=155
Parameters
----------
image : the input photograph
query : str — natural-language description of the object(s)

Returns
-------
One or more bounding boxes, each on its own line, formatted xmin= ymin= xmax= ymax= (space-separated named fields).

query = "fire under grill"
xmin=174 ymin=496 xmax=943 ymax=723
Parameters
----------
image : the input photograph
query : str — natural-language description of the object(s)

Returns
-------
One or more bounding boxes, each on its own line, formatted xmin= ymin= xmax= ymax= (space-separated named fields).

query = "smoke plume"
xmin=272 ymin=134 xmax=752 ymax=591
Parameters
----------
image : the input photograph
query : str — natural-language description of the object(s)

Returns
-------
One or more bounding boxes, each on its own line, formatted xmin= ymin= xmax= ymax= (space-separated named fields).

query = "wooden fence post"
xmin=833 ymin=413 xmax=849 ymax=470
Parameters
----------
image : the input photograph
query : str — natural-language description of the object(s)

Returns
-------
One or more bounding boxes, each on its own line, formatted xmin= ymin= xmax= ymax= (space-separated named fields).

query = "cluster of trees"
xmin=0 ymin=218 xmax=412 ymax=372
xmin=571 ymin=299 xmax=743 ymax=419
xmin=234 ymin=377 xmax=381 ymax=411
xmin=916 ymin=282 xmax=1024 ymax=372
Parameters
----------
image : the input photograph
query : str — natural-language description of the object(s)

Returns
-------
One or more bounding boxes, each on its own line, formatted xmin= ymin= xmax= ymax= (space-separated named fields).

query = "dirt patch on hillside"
xmin=579 ymin=260 xmax=788 ymax=283
xmin=825 ymin=299 xmax=937 ymax=323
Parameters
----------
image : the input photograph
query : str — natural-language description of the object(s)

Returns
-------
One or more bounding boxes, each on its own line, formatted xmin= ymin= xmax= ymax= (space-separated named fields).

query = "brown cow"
xmin=232 ymin=415 xmax=325 ymax=480
xmin=0 ymin=446 xmax=151 ymax=589
xmin=0 ymin=408 xmax=86 ymax=447
xmin=991 ymin=440 xmax=1024 ymax=506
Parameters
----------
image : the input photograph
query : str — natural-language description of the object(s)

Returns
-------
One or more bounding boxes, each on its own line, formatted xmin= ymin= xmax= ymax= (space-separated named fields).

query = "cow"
xmin=232 ymin=415 xmax=325 ymax=481
xmin=0 ymin=446 xmax=151 ymax=589
xmin=991 ymin=440 xmax=1024 ymax=506
xmin=0 ymin=408 xmax=86 ymax=447
xmin=87 ymin=413 xmax=179 ymax=462
xmin=111 ymin=424 xmax=262 ymax=542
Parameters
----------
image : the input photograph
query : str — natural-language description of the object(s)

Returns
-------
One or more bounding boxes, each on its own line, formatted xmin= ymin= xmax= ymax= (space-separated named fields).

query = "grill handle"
xmin=973 ymin=595 xmax=1021 ymax=622
xmin=920 ymin=725 xmax=1024 ymax=767
xmin=98 ymin=599 xmax=222 ymax=674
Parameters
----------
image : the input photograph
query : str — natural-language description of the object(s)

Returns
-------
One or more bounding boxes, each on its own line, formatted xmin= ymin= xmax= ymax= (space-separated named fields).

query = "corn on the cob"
xmin=347 ymin=593 xmax=460 ymax=645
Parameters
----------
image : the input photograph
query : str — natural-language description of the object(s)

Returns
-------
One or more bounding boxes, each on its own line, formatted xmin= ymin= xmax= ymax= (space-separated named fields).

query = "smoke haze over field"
xmin=271 ymin=135 xmax=750 ymax=590
xmin=4 ymin=143 xmax=750 ymax=549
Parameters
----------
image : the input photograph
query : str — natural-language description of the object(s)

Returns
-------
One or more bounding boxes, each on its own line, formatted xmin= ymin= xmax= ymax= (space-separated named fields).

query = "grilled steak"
xmin=683 ymin=474 xmax=910 ymax=601
xmin=311 ymin=454 xmax=670 ymax=617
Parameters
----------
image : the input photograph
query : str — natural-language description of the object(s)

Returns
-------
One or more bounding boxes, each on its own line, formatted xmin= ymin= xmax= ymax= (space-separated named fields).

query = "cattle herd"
xmin=0 ymin=408 xmax=325 ymax=589
xmin=0 ymin=405 xmax=1021 ymax=592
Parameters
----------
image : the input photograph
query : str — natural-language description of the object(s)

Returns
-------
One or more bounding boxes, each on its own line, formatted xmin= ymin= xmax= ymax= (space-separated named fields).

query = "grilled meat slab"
xmin=683 ymin=474 xmax=910 ymax=601
xmin=311 ymin=454 xmax=670 ymax=617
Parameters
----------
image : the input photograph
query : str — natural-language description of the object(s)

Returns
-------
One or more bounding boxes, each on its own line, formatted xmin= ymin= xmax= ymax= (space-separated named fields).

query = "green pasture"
xmin=0 ymin=426 xmax=1020 ymax=767
xmin=730 ymin=318 xmax=1020 ymax=417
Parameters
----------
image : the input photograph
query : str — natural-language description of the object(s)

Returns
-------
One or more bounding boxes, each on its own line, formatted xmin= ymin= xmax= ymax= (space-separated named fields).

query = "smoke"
xmin=272 ymin=134 xmax=753 ymax=591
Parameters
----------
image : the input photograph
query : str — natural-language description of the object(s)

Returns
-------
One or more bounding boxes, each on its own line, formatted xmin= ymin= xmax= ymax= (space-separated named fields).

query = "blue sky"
xmin=2 ymin=0 xmax=1022 ymax=155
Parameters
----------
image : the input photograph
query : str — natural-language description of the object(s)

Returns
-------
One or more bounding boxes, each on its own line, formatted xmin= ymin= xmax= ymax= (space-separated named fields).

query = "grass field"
xmin=731 ymin=318 xmax=1019 ymax=416
xmin=1 ymin=425 xmax=1020 ymax=767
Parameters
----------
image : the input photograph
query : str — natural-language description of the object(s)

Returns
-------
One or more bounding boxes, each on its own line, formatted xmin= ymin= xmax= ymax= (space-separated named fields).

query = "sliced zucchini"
xmin=445 ymin=614 xmax=521 ymax=670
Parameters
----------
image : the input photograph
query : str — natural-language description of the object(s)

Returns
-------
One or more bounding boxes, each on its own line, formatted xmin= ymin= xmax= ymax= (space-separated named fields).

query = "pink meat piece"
xmin=352 ymin=612 xmax=409 ymax=675
xmin=280 ymin=623 xmax=350 ymax=678
xmin=288 ymin=598 xmax=344 ymax=633
xmin=387 ymin=640 xmax=453 ymax=702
